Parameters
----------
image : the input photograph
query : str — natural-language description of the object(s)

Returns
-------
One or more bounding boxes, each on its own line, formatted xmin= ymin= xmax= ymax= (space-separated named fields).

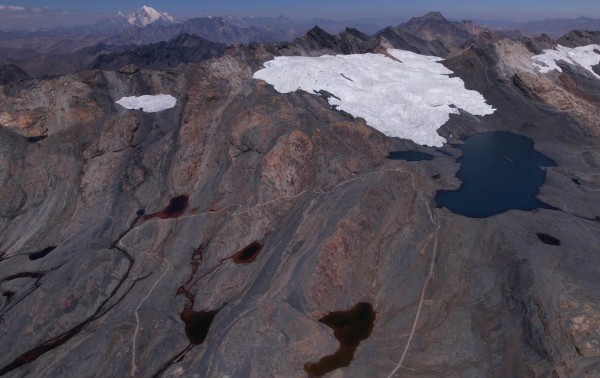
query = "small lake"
xmin=435 ymin=132 xmax=556 ymax=218
xmin=387 ymin=150 xmax=434 ymax=162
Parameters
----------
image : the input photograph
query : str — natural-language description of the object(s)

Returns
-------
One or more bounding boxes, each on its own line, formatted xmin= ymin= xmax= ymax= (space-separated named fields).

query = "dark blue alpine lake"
xmin=435 ymin=132 xmax=556 ymax=218
xmin=387 ymin=150 xmax=434 ymax=161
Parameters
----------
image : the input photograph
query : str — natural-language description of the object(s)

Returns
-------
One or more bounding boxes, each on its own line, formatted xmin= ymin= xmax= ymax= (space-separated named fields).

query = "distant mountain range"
xmin=104 ymin=13 xmax=384 ymax=46
xmin=479 ymin=17 xmax=600 ymax=38
xmin=0 ymin=12 xmax=493 ymax=78
xmin=1 ymin=5 xmax=598 ymax=58
xmin=0 ymin=7 xmax=599 ymax=79
xmin=0 ymin=6 xmax=381 ymax=55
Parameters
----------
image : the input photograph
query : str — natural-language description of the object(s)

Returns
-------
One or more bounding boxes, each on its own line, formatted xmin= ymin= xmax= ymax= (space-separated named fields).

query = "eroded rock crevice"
xmin=0 ymin=249 xmax=134 ymax=376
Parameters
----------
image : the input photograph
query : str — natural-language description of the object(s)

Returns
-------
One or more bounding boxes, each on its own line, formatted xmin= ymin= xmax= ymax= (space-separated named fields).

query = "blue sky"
xmin=1 ymin=0 xmax=600 ymax=25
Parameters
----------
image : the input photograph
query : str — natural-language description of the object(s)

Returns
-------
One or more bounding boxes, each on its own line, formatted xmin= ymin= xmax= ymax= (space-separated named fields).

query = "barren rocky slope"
xmin=0 ymin=24 xmax=600 ymax=378
xmin=0 ymin=64 xmax=29 ymax=86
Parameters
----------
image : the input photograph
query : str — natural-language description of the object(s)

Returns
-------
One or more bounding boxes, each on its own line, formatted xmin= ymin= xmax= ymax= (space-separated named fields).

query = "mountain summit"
xmin=420 ymin=11 xmax=447 ymax=21
xmin=119 ymin=5 xmax=176 ymax=27
xmin=398 ymin=11 xmax=486 ymax=52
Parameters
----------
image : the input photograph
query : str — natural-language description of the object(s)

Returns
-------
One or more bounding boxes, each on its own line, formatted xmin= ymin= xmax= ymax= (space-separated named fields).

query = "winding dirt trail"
xmin=130 ymin=252 xmax=172 ymax=377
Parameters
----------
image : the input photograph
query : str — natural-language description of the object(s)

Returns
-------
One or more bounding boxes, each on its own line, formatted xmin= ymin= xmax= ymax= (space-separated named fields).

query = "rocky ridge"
xmin=0 ymin=63 xmax=30 ymax=85
xmin=558 ymin=30 xmax=600 ymax=47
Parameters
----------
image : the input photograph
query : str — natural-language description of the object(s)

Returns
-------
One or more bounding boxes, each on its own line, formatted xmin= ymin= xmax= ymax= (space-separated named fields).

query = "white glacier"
xmin=253 ymin=49 xmax=496 ymax=147
xmin=116 ymin=94 xmax=177 ymax=113
xmin=532 ymin=44 xmax=600 ymax=79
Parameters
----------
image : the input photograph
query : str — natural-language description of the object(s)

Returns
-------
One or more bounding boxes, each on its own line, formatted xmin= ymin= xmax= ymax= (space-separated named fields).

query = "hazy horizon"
xmin=1 ymin=1 xmax=600 ymax=30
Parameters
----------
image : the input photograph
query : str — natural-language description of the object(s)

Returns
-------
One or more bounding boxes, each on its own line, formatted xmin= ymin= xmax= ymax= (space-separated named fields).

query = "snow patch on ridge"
xmin=532 ymin=45 xmax=600 ymax=79
xmin=116 ymin=94 xmax=177 ymax=113
xmin=253 ymin=49 xmax=495 ymax=147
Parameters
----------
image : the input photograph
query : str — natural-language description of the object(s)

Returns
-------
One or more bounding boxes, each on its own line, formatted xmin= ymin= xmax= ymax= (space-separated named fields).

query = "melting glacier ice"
xmin=532 ymin=44 xmax=600 ymax=79
xmin=116 ymin=94 xmax=177 ymax=113
xmin=253 ymin=49 xmax=496 ymax=147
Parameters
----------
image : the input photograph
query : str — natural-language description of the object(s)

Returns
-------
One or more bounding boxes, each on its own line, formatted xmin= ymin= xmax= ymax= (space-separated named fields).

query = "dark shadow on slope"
xmin=143 ymin=195 xmax=189 ymax=220
xmin=232 ymin=242 xmax=264 ymax=264
xmin=304 ymin=302 xmax=376 ymax=377
xmin=536 ymin=233 xmax=561 ymax=246
xmin=180 ymin=309 xmax=220 ymax=345
xmin=28 ymin=246 xmax=57 ymax=261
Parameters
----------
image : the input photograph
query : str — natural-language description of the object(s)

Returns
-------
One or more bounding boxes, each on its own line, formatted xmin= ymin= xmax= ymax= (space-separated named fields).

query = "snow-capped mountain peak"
xmin=122 ymin=5 xmax=176 ymax=27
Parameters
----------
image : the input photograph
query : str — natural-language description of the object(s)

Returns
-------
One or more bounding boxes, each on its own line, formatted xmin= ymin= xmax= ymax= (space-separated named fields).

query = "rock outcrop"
xmin=557 ymin=30 xmax=600 ymax=47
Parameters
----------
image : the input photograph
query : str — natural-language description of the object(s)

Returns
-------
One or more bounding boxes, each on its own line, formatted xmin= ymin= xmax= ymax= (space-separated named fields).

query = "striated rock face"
xmin=0 ymin=31 xmax=600 ymax=378
xmin=513 ymin=69 xmax=600 ymax=136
